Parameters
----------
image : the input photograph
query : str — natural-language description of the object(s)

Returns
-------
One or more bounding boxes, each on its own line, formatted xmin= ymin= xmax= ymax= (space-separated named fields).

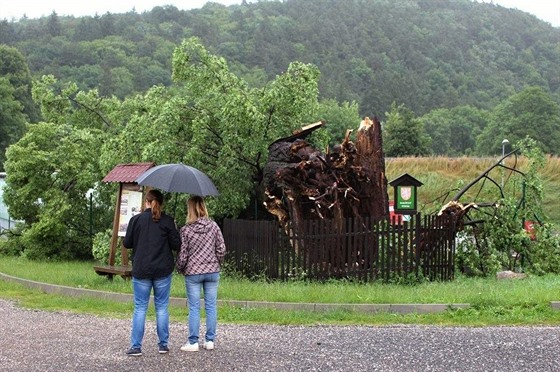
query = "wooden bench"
xmin=94 ymin=265 xmax=132 ymax=280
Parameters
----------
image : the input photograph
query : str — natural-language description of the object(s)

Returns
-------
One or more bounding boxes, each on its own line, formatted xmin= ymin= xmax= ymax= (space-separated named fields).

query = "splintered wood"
xmin=263 ymin=118 xmax=388 ymax=230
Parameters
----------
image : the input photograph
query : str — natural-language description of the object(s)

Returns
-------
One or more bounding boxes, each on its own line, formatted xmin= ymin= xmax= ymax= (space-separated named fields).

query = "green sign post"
xmin=396 ymin=185 xmax=416 ymax=210
xmin=389 ymin=173 xmax=423 ymax=214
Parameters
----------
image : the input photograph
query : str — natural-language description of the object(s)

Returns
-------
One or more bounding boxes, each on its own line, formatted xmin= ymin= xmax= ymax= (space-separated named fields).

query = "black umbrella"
xmin=135 ymin=163 xmax=219 ymax=196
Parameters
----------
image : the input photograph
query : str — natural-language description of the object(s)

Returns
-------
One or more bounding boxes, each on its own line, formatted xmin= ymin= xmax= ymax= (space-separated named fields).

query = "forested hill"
xmin=1 ymin=0 xmax=559 ymax=118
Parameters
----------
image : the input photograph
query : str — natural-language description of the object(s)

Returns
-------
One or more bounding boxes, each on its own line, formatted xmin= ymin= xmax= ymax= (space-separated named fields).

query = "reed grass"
xmin=385 ymin=156 xmax=560 ymax=224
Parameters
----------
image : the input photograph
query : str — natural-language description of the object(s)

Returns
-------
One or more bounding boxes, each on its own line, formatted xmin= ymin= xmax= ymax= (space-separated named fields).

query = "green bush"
xmin=91 ymin=229 xmax=121 ymax=265
xmin=456 ymin=200 xmax=560 ymax=276
xmin=455 ymin=229 xmax=502 ymax=276
xmin=525 ymin=223 xmax=560 ymax=275
xmin=0 ymin=223 xmax=26 ymax=256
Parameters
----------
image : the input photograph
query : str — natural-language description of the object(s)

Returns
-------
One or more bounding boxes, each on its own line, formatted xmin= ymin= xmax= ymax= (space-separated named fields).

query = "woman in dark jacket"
xmin=123 ymin=189 xmax=181 ymax=357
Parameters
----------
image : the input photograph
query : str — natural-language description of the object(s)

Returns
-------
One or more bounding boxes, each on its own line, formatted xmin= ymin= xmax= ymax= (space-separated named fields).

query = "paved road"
xmin=0 ymin=299 xmax=558 ymax=371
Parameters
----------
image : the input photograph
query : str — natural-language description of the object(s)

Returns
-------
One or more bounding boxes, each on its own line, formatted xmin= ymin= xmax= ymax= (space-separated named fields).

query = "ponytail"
xmin=145 ymin=189 xmax=164 ymax=222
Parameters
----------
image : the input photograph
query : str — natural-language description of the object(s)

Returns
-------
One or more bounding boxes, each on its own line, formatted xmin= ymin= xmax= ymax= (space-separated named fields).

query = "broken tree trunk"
xmin=355 ymin=116 xmax=389 ymax=218
xmin=263 ymin=118 xmax=388 ymax=231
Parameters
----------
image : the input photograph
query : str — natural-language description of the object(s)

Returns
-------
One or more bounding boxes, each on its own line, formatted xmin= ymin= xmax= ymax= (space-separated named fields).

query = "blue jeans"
xmin=185 ymin=272 xmax=220 ymax=345
xmin=131 ymin=274 xmax=172 ymax=349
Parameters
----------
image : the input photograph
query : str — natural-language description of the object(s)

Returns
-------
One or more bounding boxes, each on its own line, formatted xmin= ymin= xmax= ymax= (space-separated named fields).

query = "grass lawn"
xmin=0 ymin=256 xmax=559 ymax=326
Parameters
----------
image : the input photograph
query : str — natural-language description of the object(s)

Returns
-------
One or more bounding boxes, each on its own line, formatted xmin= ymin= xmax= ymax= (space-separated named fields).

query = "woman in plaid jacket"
xmin=176 ymin=196 xmax=226 ymax=352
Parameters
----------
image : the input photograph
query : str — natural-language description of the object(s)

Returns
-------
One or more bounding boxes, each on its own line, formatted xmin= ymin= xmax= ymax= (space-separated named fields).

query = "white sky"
xmin=0 ymin=0 xmax=558 ymax=27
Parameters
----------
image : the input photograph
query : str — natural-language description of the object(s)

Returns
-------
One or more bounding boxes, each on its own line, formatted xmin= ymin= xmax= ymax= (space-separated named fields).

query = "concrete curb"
xmin=0 ymin=271 xmax=469 ymax=314
xmin=1 ymin=271 xmax=557 ymax=313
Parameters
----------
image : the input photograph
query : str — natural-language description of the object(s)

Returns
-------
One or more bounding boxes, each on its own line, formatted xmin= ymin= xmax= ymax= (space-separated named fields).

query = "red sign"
xmin=389 ymin=201 xmax=403 ymax=225
xmin=524 ymin=220 xmax=536 ymax=240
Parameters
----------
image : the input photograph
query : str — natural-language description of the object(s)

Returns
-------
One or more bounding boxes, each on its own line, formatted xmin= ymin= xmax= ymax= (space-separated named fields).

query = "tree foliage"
xmin=476 ymin=87 xmax=560 ymax=155
xmin=3 ymin=122 xmax=107 ymax=259
xmin=2 ymin=0 xmax=559 ymax=120
xmin=455 ymin=138 xmax=560 ymax=276
xmin=0 ymin=45 xmax=40 ymax=170
xmin=2 ymin=76 xmax=120 ymax=259
xmin=383 ymin=102 xmax=431 ymax=157
xmin=0 ymin=45 xmax=40 ymax=123
xmin=419 ymin=105 xmax=489 ymax=156
xmin=317 ymin=99 xmax=361 ymax=147
xmin=0 ymin=77 xmax=26 ymax=170
xmin=170 ymin=37 xmax=323 ymax=218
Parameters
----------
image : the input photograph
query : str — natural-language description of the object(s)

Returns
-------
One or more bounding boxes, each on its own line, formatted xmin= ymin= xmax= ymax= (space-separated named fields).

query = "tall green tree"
xmin=0 ymin=20 xmax=18 ymax=44
xmin=383 ymin=102 xmax=431 ymax=157
xmin=0 ymin=45 xmax=41 ymax=123
xmin=317 ymin=99 xmax=361 ymax=147
xmin=2 ymin=75 xmax=119 ymax=259
xmin=420 ymin=105 xmax=489 ymax=156
xmin=3 ymin=121 xmax=106 ymax=259
xmin=476 ymin=87 xmax=560 ymax=155
xmin=2 ymin=37 xmax=328 ymax=259
xmin=171 ymin=37 xmax=324 ymax=218
xmin=0 ymin=77 xmax=26 ymax=170
xmin=46 ymin=11 xmax=62 ymax=37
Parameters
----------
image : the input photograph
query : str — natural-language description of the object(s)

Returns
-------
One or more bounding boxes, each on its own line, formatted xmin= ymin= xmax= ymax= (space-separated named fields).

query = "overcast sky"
xmin=0 ymin=0 xmax=558 ymax=27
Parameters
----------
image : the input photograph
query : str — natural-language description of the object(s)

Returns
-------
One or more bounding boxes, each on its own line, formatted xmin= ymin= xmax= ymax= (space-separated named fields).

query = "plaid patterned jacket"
xmin=176 ymin=217 xmax=226 ymax=276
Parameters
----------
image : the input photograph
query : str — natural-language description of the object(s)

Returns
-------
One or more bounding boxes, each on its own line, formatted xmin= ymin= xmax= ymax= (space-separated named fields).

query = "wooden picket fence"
xmin=222 ymin=214 xmax=457 ymax=282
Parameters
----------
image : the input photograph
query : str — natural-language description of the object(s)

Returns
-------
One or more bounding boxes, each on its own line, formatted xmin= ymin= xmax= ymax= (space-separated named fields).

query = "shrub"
xmin=91 ymin=229 xmax=121 ymax=265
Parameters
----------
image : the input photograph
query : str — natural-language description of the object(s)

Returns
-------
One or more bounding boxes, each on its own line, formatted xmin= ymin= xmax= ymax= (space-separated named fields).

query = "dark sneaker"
xmin=126 ymin=347 xmax=142 ymax=357
xmin=158 ymin=344 xmax=169 ymax=354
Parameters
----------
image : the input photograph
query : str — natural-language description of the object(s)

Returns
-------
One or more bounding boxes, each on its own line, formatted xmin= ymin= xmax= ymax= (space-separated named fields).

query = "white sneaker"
xmin=180 ymin=342 xmax=199 ymax=352
xmin=204 ymin=341 xmax=214 ymax=350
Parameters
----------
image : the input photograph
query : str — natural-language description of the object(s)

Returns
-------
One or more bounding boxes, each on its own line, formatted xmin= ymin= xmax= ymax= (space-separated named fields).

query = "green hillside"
xmin=1 ymin=0 xmax=558 ymax=118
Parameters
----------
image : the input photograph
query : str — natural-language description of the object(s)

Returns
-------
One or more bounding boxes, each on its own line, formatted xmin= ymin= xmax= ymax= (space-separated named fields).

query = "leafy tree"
xmin=2 ymin=76 xmax=120 ymax=259
xmin=0 ymin=20 xmax=18 ymax=44
xmin=0 ymin=77 xmax=26 ymax=170
xmin=46 ymin=11 xmax=62 ymax=38
xmin=171 ymin=37 xmax=324 ymax=218
xmin=2 ymin=36 xmax=325 ymax=258
xmin=317 ymin=99 xmax=361 ymax=147
xmin=0 ymin=45 xmax=41 ymax=123
xmin=99 ymin=12 xmax=117 ymax=37
xmin=420 ymin=105 xmax=489 ymax=155
xmin=476 ymin=87 xmax=560 ymax=155
xmin=3 ymin=122 xmax=106 ymax=259
xmin=383 ymin=102 xmax=431 ymax=157
xmin=73 ymin=16 xmax=102 ymax=42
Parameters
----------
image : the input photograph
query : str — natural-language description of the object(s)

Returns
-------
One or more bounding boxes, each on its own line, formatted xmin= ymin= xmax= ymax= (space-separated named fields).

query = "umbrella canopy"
xmin=135 ymin=163 xmax=219 ymax=196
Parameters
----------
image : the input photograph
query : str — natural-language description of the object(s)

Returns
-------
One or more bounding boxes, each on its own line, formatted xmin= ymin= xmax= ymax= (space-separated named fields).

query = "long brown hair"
xmin=186 ymin=196 xmax=208 ymax=224
xmin=145 ymin=189 xmax=164 ymax=222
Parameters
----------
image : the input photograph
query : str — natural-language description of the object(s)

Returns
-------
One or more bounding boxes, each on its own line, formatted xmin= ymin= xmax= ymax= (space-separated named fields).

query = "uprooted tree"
xmin=436 ymin=138 xmax=560 ymax=276
xmin=261 ymin=120 xmax=559 ymax=277
xmin=263 ymin=117 xmax=388 ymax=231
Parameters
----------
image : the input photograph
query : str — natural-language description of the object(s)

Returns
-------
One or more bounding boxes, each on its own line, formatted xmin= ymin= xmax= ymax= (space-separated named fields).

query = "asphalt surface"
xmin=0 ymin=298 xmax=559 ymax=372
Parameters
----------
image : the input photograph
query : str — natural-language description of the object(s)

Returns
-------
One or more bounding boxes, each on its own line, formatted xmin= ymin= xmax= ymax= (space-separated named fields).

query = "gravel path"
xmin=0 ymin=298 xmax=559 ymax=371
